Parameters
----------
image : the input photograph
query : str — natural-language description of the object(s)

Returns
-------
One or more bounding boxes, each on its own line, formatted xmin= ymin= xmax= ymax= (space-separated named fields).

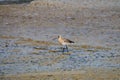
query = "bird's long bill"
xmin=52 ymin=37 xmax=57 ymax=40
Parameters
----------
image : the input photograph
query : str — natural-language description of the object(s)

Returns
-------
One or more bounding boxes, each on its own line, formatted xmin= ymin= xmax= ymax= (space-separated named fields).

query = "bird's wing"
xmin=63 ymin=38 xmax=74 ymax=43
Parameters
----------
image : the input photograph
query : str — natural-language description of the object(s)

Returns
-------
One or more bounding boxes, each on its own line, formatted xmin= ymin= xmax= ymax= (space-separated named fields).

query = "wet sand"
xmin=0 ymin=0 xmax=120 ymax=80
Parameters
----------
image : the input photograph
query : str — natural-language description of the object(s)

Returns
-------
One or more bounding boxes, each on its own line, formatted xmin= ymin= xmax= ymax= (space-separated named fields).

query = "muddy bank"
xmin=0 ymin=0 xmax=120 ymax=47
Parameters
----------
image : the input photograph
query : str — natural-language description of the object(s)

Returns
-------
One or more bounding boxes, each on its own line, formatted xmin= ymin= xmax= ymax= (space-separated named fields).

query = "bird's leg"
xmin=65 ymin=45 xmax=69 ymax=52
xmin=62 ymin=47 xmax=65 ymax=53
xmin=62 ymin=45 xmax=67 ymax=53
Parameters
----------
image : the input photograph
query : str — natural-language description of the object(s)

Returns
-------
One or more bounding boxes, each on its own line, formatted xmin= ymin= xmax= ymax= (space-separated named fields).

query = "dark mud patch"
xmin=0 ymin=0 xmax=33 ymax=5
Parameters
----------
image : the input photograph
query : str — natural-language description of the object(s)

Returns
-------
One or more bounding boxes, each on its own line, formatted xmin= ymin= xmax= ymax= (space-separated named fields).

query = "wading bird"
xmin=58 ymin=35 xmax=74 ymax=52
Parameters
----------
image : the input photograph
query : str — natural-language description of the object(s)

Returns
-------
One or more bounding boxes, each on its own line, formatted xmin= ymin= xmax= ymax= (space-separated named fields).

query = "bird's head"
xmin=58 ymin=35 xmax=62 ymax=38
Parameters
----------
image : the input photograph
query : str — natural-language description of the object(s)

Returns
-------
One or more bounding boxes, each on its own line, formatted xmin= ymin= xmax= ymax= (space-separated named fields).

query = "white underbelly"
xmin=61 ymin=42 xmax=69 ymax=45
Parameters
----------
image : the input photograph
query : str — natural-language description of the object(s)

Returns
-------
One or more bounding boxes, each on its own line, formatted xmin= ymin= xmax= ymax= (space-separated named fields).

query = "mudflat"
xmin=0 ymin=0 xmax=120 ymax=80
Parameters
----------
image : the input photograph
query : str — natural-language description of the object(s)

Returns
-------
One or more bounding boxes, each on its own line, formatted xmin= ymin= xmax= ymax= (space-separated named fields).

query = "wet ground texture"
xmin=0 ymin=0 xmax=120 ymax=79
